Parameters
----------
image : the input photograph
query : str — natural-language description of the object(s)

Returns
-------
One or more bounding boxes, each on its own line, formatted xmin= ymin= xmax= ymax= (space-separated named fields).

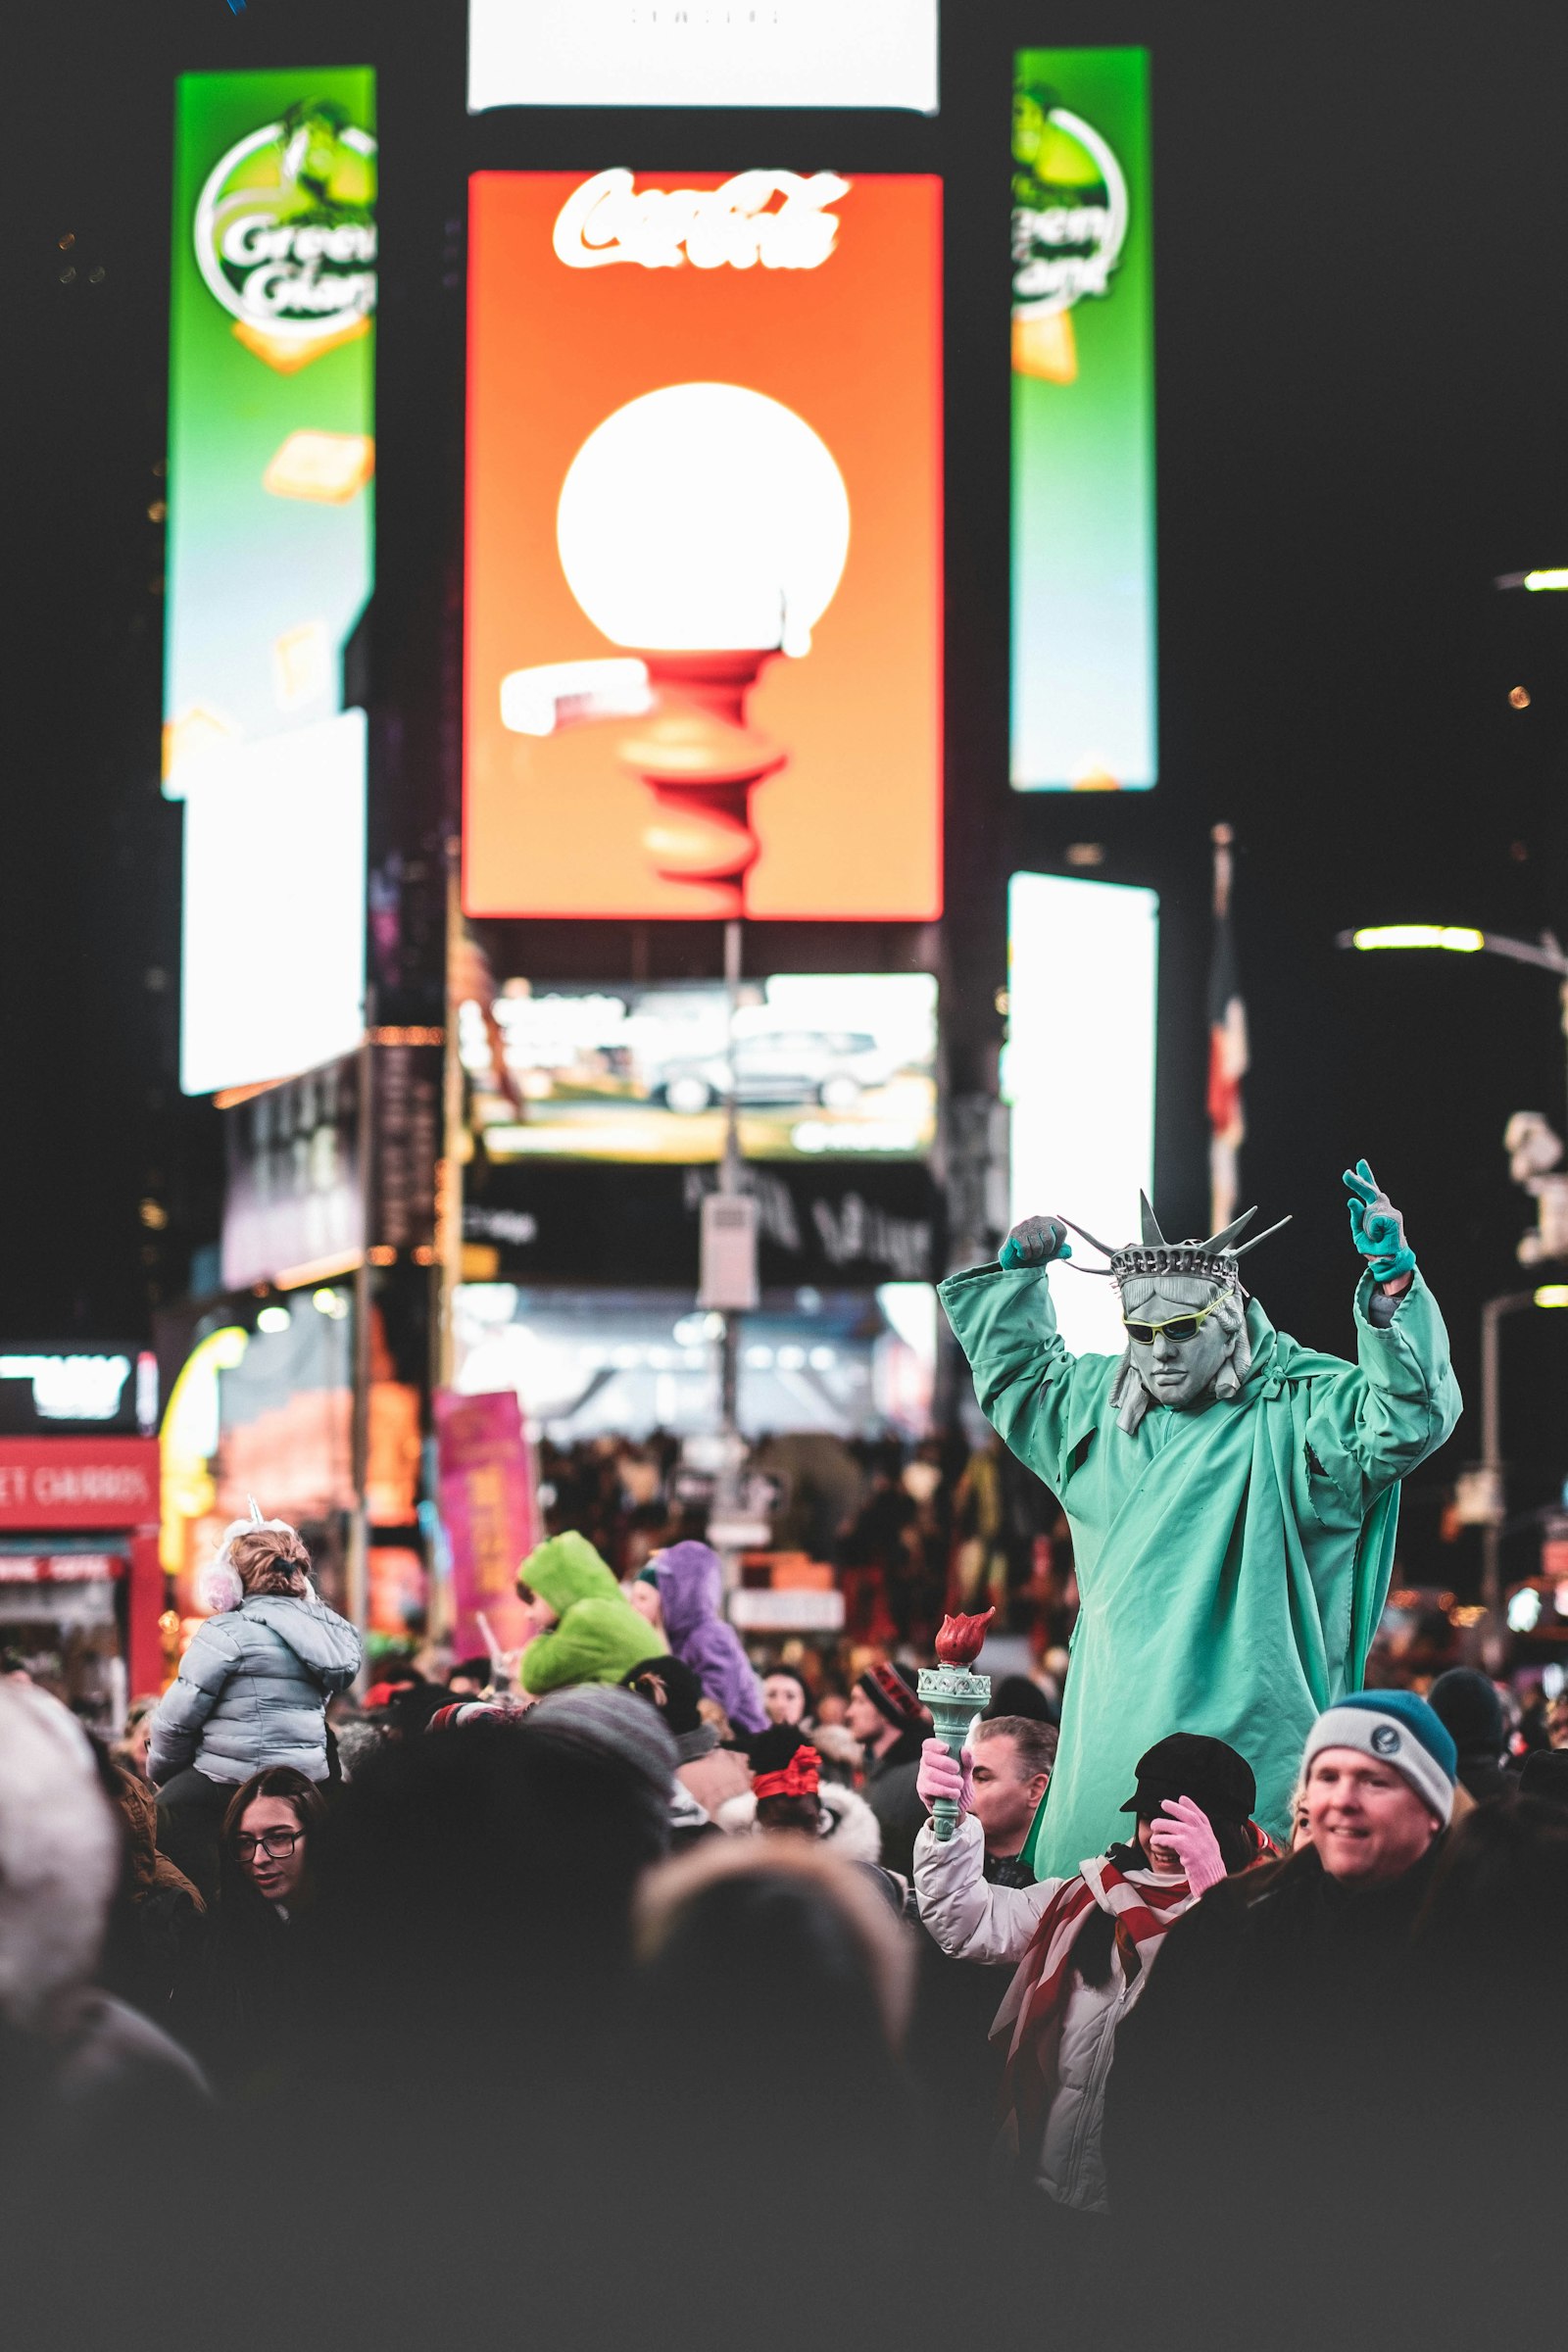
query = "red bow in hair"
xmin=754 ymin=1744 xmax=821 ymax=1801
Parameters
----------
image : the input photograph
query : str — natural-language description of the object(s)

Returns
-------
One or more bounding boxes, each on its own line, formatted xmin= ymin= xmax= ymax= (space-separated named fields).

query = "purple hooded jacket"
xmin=655 ymin=1542 xmax=767 ymax=1736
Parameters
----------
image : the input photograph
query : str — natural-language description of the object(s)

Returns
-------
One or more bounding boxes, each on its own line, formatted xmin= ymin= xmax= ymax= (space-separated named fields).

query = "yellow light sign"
xmin=1523 ymin=569 xmax=1568 ymax=591
xmin=1534 ymin=1285 xmax=1568 ymax=1308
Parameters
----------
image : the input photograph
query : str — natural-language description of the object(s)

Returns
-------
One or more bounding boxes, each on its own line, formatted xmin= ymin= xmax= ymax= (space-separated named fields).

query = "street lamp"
xmin=1338 ymin=922 xmax=1568 ymax=1140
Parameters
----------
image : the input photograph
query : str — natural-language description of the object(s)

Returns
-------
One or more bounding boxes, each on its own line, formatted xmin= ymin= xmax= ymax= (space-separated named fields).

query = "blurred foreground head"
xmin=0 ymin=1684 xmax=117 ymax=2033
xmin=635 ymin=1836 xmax=914 ymax=2098
xmin=312 ymin=1693 xmax=675 ymax=2090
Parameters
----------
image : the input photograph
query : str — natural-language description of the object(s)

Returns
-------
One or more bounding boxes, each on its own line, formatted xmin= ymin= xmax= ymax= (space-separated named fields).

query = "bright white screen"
xmin=467 ymin=0 xmax=939 ymax=112
xmin=181 ymin=710 xmax=367 ymax=1096
xmin=1004 ymin=871 xmax=1158 ymax=1356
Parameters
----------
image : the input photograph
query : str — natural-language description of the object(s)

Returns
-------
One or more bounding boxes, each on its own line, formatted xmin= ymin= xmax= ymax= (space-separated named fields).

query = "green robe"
xmin=938 ymin=1264 xmax=1461 ymax=1877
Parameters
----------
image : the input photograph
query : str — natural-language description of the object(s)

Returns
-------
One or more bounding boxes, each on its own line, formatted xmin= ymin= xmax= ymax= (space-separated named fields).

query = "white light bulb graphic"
xmin=556 ymin=382 xmax=850 ymax=658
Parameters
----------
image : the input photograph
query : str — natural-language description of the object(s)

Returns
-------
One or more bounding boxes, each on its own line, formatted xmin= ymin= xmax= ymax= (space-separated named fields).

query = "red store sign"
xmin=0 ymin=1439 xmax=160 ymax=1530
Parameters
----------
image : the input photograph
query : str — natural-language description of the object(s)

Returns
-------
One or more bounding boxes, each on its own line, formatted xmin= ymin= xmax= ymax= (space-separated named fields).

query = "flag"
xmin=1207 ymin=825 xmax=1249 ymax=1235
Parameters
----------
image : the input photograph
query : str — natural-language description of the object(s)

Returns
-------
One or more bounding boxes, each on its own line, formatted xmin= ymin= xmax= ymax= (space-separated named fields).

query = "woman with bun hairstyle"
xmin=149 ymin=1514 xmax=361 ymax=1900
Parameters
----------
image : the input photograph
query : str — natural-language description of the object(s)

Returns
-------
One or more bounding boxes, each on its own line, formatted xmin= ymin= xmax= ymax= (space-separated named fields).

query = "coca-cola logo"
xmin=553 ymin=169 xmax=849 ymax=273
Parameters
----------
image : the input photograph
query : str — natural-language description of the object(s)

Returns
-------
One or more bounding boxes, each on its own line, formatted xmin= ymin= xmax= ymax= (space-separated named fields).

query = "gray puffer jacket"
xmin=148 ymin=1595 xmax=362 ymax=1788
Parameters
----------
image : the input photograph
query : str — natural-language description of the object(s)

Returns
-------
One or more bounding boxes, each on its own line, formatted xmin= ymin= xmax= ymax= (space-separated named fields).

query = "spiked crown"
xmin=1060 ymin=1194 xmax=1291 ymax=1288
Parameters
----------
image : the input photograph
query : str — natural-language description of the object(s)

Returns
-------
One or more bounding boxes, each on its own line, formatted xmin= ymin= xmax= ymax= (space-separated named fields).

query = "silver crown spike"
xmin=1139 ymin=1192 xmax=1168 ymax=1249
xmin=1233 ymin=1215 xmax=1293 ymax=1258
xmin=1202 ymin=1207 xmax=1258 ymax=1255
xmin=248 ymin=1494 xmax=265 ymax=1527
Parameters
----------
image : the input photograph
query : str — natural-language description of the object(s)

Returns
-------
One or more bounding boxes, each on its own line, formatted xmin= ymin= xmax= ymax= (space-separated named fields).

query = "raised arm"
xmin=1305 ymin=1161 xmax=1462 ymax=1510
xmin=911 ymin=1739 xmax=1061 ymax=1964
xmin=938 ymin=1216 xmax=1092 ymax=1494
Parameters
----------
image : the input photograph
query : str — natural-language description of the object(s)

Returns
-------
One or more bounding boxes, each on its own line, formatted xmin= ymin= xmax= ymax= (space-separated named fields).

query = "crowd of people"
xmin=2 ymin=1498 xmax=1567 ymax=2350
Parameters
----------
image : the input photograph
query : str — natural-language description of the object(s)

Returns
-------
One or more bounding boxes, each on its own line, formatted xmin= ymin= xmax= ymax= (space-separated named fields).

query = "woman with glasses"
xmin=171 ymin=1766 xmax=326 ymax=2100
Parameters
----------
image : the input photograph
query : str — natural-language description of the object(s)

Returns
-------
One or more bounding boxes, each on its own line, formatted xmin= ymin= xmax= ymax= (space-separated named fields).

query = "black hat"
xmin=621 ymin=1655 xmax=716 ymax=1764
xmin=1119 ymin=1734 xmax=1256 ymax=1827
xmin=1519 ymin=1749 xmax=1568 ymax=1811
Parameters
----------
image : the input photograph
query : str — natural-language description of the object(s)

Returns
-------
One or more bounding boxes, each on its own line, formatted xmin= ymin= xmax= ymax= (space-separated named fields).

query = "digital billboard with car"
xmin=464 ymin=169 xmax=942 ymax=920
xmin=460 ymin=974 xmax=937 ymax=1163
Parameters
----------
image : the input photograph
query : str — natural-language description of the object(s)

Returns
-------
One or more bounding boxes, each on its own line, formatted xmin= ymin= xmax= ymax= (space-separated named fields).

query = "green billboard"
xmin=1011 ymin=49 xmax=1154 ymax=791
xmin=164 ymin=70 xmax=376 ymax=798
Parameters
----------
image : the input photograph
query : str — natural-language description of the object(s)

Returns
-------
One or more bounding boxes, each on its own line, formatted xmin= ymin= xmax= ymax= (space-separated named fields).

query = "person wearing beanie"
xmin=1104 ymin=1691 xmax=1458 ymax=2319
xmin=715 ymin=1724 xmax=884 ymax=1865
xmin=621 ymin=1654 xmax=749 ymax=1842
xmin=1427 ymin=1666 xmax=1510 ymax=1803
xmin=847 ymin=1660 xmax=932 ymax=1879
xmin=516 ymin=1531 xmax=663 ymax=1696
xmin=649 ymin=1541 xmax=767 ymax=1735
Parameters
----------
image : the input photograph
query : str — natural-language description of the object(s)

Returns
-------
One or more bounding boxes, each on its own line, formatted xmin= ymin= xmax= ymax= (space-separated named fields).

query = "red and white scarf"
xmin=992 ymin=1851 xmax=1199 ymax=2162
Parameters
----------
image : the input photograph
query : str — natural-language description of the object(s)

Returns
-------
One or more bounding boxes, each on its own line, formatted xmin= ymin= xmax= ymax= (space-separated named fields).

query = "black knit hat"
xmin=621 ymin=1654 xmax=717 ymax=1763
xmin=857 ymin=1659 xmax=929 ymax=1734
xmin=1119 ymin=1734 xmax=1256 ymax=1827
xmin=1428 ymin=1668 xmax=1505 ymax=1760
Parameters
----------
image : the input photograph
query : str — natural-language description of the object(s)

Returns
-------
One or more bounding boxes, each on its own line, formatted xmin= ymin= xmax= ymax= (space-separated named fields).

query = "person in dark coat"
xmin=846 ymin=1660 xmax=931 ymax=1880
xmin=171 ymin=1766 xmax=326 ymax=2104
xmin=1104 ymin=1692 xmax=1457 ymax=2346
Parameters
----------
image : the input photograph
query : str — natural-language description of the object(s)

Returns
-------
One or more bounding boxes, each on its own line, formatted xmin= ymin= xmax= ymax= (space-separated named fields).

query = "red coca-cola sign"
xmin=0 ymin=1439 xmax=160 ymax=1530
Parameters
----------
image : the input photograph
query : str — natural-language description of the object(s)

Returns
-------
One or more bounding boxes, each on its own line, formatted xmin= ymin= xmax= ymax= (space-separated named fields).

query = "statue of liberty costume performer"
xmin=939 ymin=1162 xmax=1461 ymax=1878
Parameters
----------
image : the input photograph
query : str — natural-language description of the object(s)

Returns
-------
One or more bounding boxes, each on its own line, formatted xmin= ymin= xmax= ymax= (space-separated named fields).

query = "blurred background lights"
xmin=255 ymin=1303 xmax=291 ymax=1334
xmin=1507 ymin=1586 xmax=1543 ymax=1633
xmin=557 ymin=382 xmax=851 ymax=657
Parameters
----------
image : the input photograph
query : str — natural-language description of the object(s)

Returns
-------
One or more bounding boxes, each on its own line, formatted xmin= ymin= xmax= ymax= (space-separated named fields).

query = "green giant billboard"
xmin=1011 ymin=49 xmax=1154 ymax=792
xmin=164 ymin=69 xmax=376 ymax=799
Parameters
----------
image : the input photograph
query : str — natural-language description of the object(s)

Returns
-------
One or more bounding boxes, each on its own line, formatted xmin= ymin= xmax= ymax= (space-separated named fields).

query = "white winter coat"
xmin=914 ymin=1814 xmax=1152 ymax=2215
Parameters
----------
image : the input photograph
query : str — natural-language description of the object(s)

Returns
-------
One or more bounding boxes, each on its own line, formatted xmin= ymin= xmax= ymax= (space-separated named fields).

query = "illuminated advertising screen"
xmin=181 ymin=710 xmax=367 ymax=1098
xmin=1011 ymin=50 xmax=1155 ymax=791
xmin=465 ymin=170 xmax=943 ymax=921
xmin=463 ymin=973 xmax=937 ymax=1161
xmin=1004 ymin=872 xmax=1158 ymax=1354
xmin=165 ymin=70 xmax=375 ymax=799
xmin=466 ymin=0 xmax=939 ymax=113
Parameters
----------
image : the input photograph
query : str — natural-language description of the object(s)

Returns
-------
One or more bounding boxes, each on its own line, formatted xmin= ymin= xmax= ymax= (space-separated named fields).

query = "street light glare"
xmin=1524 ymin=568 xmax=1568 ymax=591
xmin=1349 ymin=924 xmax=1484 ymax=954
xmin=1534 ymin=1286 xmax=1568 ymax=1308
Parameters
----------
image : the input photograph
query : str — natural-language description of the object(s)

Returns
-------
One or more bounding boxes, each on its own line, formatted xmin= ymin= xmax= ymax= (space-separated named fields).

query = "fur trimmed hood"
xmin=715 ymin=1777 xmax=883 ymax=1867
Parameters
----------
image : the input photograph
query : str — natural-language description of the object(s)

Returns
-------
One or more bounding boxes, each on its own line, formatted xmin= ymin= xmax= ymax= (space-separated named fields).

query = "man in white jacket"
xmin=912 ymin=1731 xmax=1260 ymax=2232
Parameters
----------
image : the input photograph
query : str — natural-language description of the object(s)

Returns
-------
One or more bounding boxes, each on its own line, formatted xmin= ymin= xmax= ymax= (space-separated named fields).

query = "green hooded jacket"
xmin=518 ymin=1531 xmax=663 ymax=1696
xmin=938 ymin=1265 xmax=1461 ymax=1877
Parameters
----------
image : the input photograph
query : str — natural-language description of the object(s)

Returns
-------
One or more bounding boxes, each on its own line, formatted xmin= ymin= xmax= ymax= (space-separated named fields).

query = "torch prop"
xmin=917 ymin=1609 xmax=994 ymax=1843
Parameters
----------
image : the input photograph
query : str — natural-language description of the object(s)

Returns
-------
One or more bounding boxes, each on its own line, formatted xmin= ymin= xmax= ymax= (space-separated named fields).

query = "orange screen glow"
xmin=465 ymin=169 xmax=943 ymax=920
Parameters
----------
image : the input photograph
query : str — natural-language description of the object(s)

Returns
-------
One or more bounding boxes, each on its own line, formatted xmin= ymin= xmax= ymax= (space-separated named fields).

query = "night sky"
xmin=10 ymin=0 xmax=1568 ymax=1596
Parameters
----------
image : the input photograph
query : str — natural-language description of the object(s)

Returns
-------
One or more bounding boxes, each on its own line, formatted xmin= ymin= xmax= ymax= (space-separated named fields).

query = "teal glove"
xmin=1343 ymin=1158 xmax=1416 ymax=1282
xmin=1000 ymin=1215 xmax=1072 ymax=1270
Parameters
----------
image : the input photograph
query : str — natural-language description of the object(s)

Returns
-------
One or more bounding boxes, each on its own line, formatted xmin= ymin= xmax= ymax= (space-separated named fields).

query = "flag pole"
xmin=1207 ymin=824 xmax=1247 ymax=1237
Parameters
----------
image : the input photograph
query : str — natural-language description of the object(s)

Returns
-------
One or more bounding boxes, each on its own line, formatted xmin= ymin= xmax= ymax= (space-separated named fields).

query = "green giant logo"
xmin=194 ymin=99 xmax=377 ymax=361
